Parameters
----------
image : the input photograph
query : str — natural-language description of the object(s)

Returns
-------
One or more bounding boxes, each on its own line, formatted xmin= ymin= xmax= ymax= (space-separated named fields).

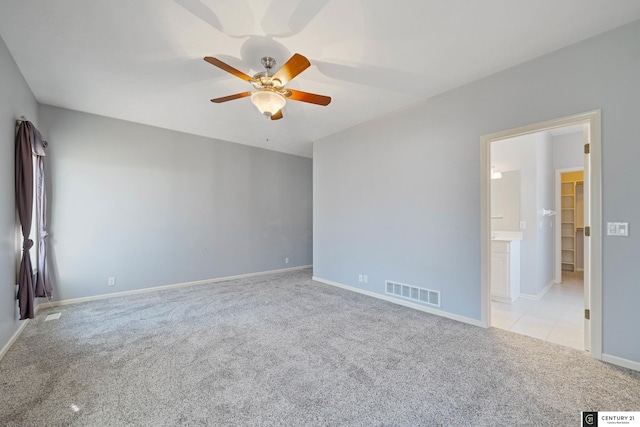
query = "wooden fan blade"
xmin=270 ymin=110 xmax=283 ymax=120
xmin=286 ymin=89 xmax=331 ymax=106
xmin=204 ymin=57 xmax=254 ymax=82
xmin=210 ymin=92 xmax=251 ymax=103
xmin=272 ymin=53 xmax=310 ymax=86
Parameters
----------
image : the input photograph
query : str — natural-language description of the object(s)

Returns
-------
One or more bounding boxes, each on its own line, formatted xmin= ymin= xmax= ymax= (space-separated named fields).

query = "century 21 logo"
xmin=583 ymin=412 xmax=597 ymax=426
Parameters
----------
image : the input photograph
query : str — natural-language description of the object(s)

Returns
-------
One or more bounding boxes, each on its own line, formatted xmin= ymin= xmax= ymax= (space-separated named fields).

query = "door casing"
xmin=480 ymin=110 xmax=602 ymax=360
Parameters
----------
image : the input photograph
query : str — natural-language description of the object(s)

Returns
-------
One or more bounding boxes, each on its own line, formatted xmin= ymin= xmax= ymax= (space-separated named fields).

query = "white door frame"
xmin=480 ymin=110 xmax=602 ymax=360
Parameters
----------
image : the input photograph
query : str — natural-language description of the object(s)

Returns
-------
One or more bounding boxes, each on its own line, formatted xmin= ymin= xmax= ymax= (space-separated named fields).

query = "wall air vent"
xmin=385 ymin=280 xmax=440 ymax=307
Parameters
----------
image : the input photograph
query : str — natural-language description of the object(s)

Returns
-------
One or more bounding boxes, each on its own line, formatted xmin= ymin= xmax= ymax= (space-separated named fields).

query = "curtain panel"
xmin=35 ymin=154 xmax=51 ymax=299
xmin=15 ymin=120 xmax=49 ymax=320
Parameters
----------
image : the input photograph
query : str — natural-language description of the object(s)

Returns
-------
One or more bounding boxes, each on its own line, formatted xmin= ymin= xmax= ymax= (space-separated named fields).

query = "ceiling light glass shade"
xmin=250 ymin=90 xmax=286 ymax=117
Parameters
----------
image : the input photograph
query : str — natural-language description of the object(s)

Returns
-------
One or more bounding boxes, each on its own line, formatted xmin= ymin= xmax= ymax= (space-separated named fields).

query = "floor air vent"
xmin=385 ymin=281 xmax=440 ymax=307
xmin=45 ymin=313 xmax=62 ymax=321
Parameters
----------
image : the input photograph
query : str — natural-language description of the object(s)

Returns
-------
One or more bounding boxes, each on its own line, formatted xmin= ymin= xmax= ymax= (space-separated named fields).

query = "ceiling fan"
xmin=204 ymin=53 xmax=331 ymax=120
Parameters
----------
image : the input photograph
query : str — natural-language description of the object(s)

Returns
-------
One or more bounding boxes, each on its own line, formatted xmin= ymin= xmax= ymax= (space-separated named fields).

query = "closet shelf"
xmin=561 ymin=173 xmax=583 ymax=272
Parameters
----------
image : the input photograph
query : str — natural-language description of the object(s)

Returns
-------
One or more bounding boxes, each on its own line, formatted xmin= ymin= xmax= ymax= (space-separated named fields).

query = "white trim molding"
xmin=481 ymin=109 xmax=602 ymax=360
xmin=520 ymin=280 xmax=555 ymax=301
xmin=602 ymin=354 xmax=640 ymax=372
xmin=312 ymin=276 xmax=484 ymax=328
xmin=0 ymin=265 xmax=312 ymax=362
xmin=39 ymin=265 xmax=312 ymax=309
xmin=0 ymin=319 xmax=30 ymax=362
xmin=0 ymin=300 xmax=48 ymax=361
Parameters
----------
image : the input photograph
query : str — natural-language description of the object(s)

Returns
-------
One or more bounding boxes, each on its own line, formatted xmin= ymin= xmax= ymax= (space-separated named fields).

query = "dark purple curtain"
xmin=15 ymin=121 xmax=46 ymax=319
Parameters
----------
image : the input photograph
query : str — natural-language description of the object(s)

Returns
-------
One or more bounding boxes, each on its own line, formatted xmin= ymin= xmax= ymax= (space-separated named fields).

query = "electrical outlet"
xmin=285 ymin=257 xmax=289 ymax=264
xmin=358 ymin=274 xmax=363 ymax=282
xmin=108 ymin=277 xmax=115 ymax=286
xmin=363 ymin=275 xmax=368 ymax=283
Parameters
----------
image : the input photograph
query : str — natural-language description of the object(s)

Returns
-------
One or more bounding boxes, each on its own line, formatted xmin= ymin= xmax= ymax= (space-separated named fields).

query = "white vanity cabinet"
xmin=491 ymin=239 xmax=520 ymax=303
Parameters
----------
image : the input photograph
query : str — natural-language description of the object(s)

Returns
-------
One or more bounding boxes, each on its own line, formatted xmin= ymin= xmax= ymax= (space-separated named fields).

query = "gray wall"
xmin=493 ymin=131 xmax=555 ymax=296
xmin=536 ymin=132 xmax=554 ymax=294
xmin=491 ymin=132 xmax=555 ymax=296
xmin=314 ymin=20 xmax=640 ymax=363
xmin=491 ymin=171 xmax=520 ymax=232
xmin=0 ymin=35 xmax=39 ymax=351
xmin=38 ymin=105 xmax=312 ymax=301
xmin=492 ymin=134 xmax=538 ymax=295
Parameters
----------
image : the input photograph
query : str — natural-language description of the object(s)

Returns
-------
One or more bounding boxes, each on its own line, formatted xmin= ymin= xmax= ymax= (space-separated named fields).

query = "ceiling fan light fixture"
xmin=251 ymin=90 xmax=286 ymax=117
xmin=206 ymin=54 xmax=330 ymax=120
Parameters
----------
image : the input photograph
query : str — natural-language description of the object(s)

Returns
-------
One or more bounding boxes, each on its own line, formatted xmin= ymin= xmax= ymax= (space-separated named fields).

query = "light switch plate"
xmin=607 ymin=222 xmax=629 ymax=236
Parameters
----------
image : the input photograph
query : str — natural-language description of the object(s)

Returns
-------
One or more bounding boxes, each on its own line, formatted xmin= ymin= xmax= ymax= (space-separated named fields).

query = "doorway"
xmin=480 ymin=110 xmax=602 ymax=360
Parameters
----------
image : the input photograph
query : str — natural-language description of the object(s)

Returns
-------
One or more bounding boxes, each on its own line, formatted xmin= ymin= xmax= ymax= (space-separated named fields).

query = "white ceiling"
xmin=2 ymin=1 xmax=640 ymax=158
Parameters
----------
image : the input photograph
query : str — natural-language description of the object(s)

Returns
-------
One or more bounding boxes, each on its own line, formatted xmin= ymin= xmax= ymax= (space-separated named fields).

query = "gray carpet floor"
xmin=1 ymin=268 xmax=639 ymax=426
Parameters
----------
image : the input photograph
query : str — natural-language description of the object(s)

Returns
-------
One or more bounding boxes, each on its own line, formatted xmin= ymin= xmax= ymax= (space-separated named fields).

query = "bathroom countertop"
xmin=491 ymin=231 xmax=523 ymax=241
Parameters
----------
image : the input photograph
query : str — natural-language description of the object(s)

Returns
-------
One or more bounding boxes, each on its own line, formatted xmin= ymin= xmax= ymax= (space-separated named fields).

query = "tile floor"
xmin=491 ymin=271 xmax=585 ymax=351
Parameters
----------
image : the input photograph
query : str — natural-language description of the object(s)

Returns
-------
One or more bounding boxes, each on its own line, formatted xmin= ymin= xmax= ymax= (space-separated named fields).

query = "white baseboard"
xmin=0 ymin=300 xmax=48 ymax=362
xmin=6 ymin=268 xmax=637 ymax=373
xmin=37 ymin=265 xmax=312 ymax=310
xmin=520 ymin=279 xmax=555 ymax=301
xmin=0 ymin=265 xmax=312 ymax=362
xmin=312 ymin=276 xmax=483 ymax=328
xmin=491 ymin=295 xmax=517 ymax=304
xmin=0 ymin=319 xmax=30 ymax=362
xmin=602 ymin=353 xmax=640 ymax=372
